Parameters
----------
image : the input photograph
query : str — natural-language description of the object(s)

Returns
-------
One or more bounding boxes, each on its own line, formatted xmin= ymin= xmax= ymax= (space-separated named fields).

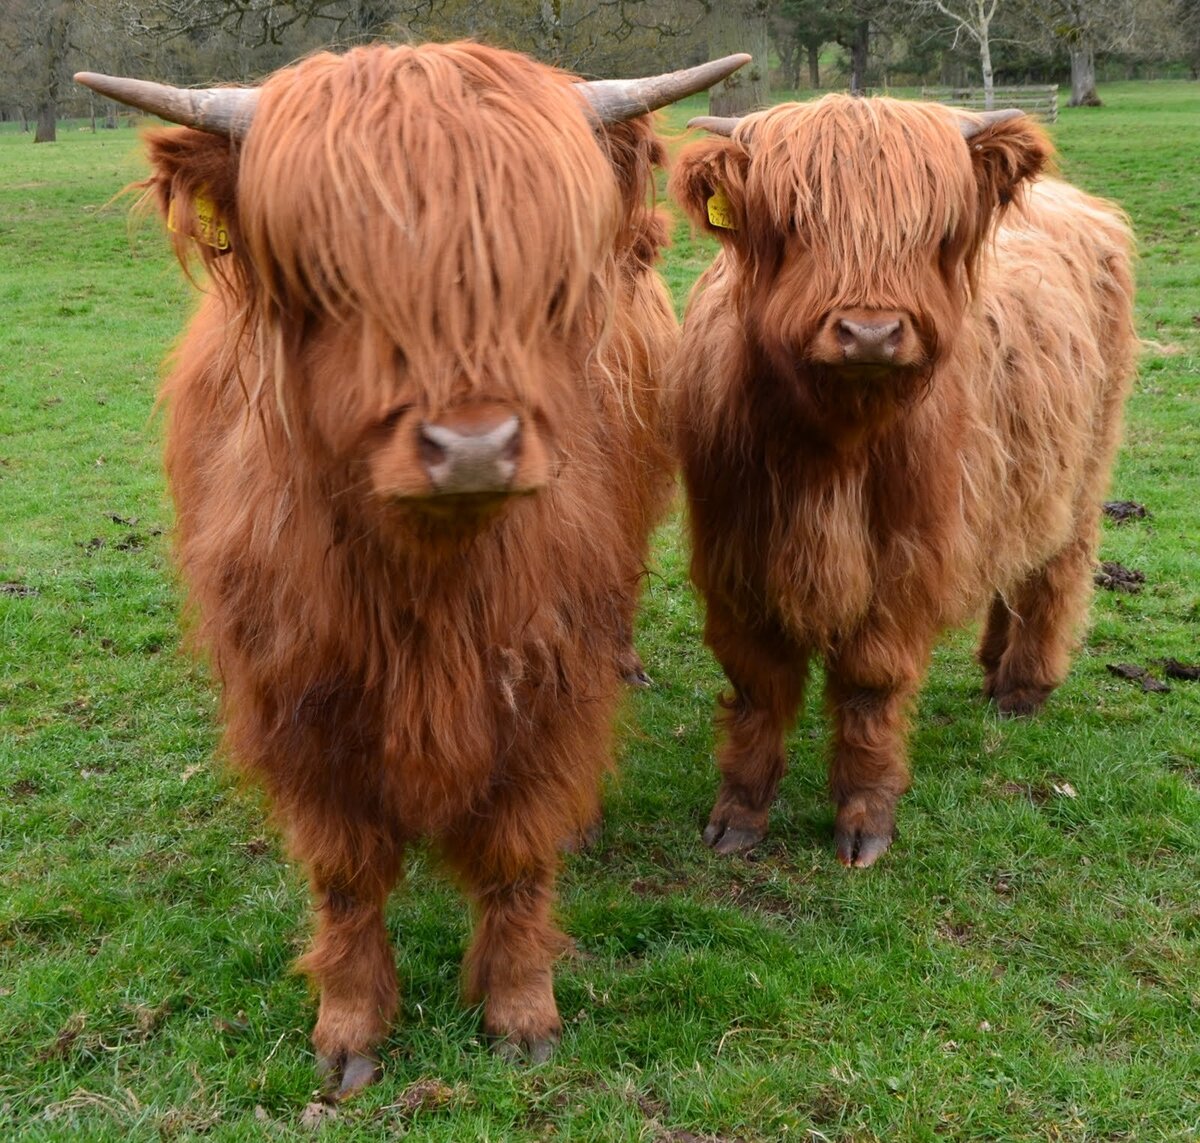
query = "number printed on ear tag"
xmin=167 ymin=190 xmax=231 ymax=252
xmin=707 ymin=189 xmax=736 ymax=230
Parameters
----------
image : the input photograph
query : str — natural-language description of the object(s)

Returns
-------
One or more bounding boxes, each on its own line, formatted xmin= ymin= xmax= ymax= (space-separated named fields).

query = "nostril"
xmin=836 ymin=320 xmax=858 ymax=348
xmin=500 ymin=426 xmax=522 ymax=464
xmin=418 ymin=425 xmax=448 ymax=469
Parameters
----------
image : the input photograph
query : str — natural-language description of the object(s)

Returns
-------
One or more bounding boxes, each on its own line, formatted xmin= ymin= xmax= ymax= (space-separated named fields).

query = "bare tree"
xmin=1181 ymin=0 xmax=1200 ymax=77
xmin=1024 ymin=0 xmax=1141 ymax=106
xmin=11 ymin=0 xmax=78 ymax=142
xmin=903 ymin=0 xmax=1002 ymax=105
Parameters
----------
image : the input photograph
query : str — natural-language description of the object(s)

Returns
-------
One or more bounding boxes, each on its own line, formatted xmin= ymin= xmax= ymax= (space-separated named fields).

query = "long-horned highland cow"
xmin=76 ymin=44 xmax=747 ymax=1096
xmin=670 ymin=97 xmax=1136 ymax=868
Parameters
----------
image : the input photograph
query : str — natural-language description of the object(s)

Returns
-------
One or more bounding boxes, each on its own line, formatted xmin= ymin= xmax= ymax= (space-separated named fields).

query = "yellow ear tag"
xmin=167 ymin=190 xmax=231 ymax=252
xmin=707 ymin=189 xmax=736 ymax=230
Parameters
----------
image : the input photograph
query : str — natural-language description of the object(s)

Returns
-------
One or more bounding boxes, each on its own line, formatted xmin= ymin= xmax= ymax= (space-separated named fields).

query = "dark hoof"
xmin=995 ymin=686 xmax=1051 ymax=718
xmin=989 ymin=677 xmax=1052 ymax=718
xmin=834 ymin=794 xmax=897 ymax=868
xmin=702 ymin=820 xmax=766 ymax=855
xmin=491 ymin=1032 xmax=558 ymax=1065
xmin=618 ymin=645 xmax=652 ymax=688
xmin=560 ymin=814 xmax=603 ymax=854
xmin=316 ymin=1048 xmax=381 ymax=1100
xmin=834 ymin=828 xmax=892 ymax=868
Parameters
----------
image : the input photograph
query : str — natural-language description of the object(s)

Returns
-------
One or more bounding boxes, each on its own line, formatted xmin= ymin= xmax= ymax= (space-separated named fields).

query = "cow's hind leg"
xmin=978 ymin=593 xmax=1012 ymax=701
xmin=293 ymin=824 xmax=404 ymax=1098
xmin=702 ymin=604 xmax=808 ymax=856
xmin=987 ymin=533 xmax=1095 ymax=717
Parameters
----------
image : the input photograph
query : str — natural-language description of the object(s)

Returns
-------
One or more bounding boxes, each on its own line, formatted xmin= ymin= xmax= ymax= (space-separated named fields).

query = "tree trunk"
xmin=978 ymin=6 xmax=995 ymax=108
xmin=535 ymin=0 xmax=562 ymax=63
xmin=33 ymin=2 xmax=73 ymax=144
xmin=776 ymin=37 xmax=798 ymax=91
xmin=1069 ymin=41 xmax=1102 ymax=106
xmin=708 ymin=1 xmax=770 ymax=115
xmin=848 ymin=19 xmax=869 ymax=95
xmin=808 ymin=42 xmax=821 ymax=89
xmin=34 ymin=103 xmax=57 ymax=143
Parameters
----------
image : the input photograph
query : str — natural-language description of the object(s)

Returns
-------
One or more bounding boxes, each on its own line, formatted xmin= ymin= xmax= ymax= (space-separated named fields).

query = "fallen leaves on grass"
xmin=0 ymin=582 xmax=37 ymax=597
xmin=1161 ymin=659 xmax=1200 ymax=681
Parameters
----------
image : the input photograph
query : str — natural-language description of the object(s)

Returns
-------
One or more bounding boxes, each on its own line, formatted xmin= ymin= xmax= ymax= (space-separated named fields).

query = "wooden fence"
xmin=920 ymin=85 xmax=1059 ymax=123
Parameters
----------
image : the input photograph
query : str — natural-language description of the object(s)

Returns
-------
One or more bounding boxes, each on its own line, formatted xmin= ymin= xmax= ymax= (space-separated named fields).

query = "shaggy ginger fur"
xmin=143 ymin=43 xmax=676 ymax=1093
xmin=670 ymin=96 xmax=1136 ymax=867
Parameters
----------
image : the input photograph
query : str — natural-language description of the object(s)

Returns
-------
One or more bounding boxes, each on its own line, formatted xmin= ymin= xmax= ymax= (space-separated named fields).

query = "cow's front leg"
xmin=460 ymin=868 xmax=562 ymax=1063
xmin=824 ymin=650 xmax=924 ymax=868
xmin=292 ymin=828 xmax=403 ymax=1098
xmin=703 ymin=603 xmax=808 ymax=855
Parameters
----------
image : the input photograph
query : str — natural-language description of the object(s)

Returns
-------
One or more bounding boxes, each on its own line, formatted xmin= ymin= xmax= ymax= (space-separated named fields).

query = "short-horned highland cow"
xmin=670 ymin=96 xmax=1136 ymax=868
xmin=77 ymin=45 xmax=747 ymax=1095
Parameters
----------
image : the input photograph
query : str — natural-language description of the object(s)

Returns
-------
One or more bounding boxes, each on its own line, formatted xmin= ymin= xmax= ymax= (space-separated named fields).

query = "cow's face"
xmin=145 ymin=44 xmax=634 ymax=517
xmin=673 ymin=96 xmax=1050 ymax=403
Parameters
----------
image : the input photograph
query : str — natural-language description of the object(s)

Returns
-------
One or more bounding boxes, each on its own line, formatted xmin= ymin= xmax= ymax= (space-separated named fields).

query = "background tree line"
xmin=4 ymin=0 xmax=1196 ymax=142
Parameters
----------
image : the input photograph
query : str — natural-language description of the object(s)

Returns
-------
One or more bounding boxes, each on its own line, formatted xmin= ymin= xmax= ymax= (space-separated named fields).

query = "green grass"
xmin=2 ymin=84 xmax=1199 ymax=1141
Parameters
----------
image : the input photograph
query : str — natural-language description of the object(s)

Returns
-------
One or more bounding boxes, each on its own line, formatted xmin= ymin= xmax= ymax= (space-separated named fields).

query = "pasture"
xmin=2 ymin=81 xmax=1199 ymax=1141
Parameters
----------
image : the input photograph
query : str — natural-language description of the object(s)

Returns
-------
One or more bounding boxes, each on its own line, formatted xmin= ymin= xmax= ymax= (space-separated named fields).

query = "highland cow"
xmin=76 ymin=44 xmax=746 ymax=1096
xmin=669 ymin=96 xmax=1136 ymax=868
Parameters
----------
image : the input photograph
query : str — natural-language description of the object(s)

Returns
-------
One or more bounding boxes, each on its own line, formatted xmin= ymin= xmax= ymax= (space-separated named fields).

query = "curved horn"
xmin=687 ymin=115 xmax=742 ymax=136
xmin=959 ymin=107 xmax=1025 ymax=139
xmin=74 ymin=72 xmax=259 ymax=140
xmin=578 ymin=53 xmax=751 ymax=124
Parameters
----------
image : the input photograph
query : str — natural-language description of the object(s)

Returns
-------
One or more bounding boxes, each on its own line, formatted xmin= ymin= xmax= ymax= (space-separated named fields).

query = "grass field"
xmin=1 ymin=81 xmax=1198 ymax=1141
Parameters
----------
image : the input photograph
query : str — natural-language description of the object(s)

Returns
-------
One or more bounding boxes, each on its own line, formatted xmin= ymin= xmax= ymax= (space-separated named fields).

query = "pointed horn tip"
xmin=702 ymin=54 xmax=753 ymax=83
xmin=687 ymin=116 xmax=742 ymax=136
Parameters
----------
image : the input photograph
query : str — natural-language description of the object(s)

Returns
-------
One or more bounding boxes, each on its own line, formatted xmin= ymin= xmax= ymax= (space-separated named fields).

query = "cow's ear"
xmin=142 ymin=127 xmax=242 ymax=273
xmin=966 ymin=114 xmax=1052 ymax=213
xmin=669 ymin=136 xmax=751 ymax=246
